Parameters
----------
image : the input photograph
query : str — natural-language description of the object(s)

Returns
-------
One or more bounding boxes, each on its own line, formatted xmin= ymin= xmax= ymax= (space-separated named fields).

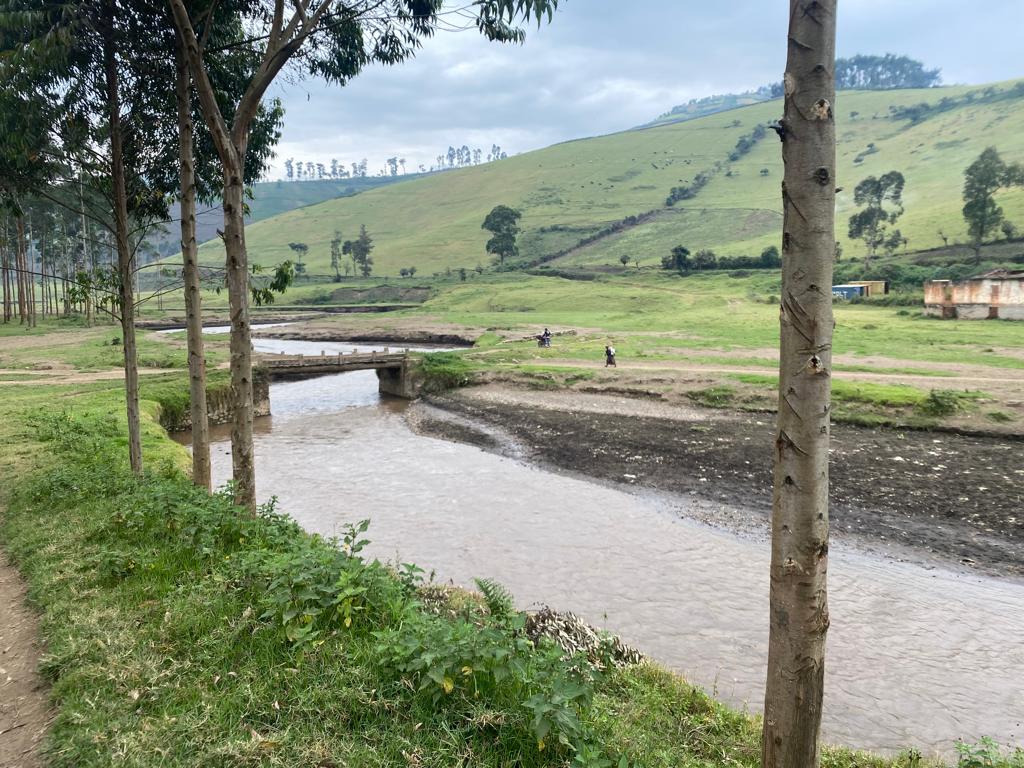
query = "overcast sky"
xmin=266 ymin=0 xmax=1024 ymax=179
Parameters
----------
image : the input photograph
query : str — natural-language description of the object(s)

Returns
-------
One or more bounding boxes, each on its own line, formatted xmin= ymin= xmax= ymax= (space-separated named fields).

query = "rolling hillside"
xmin=203 ymin=80 xmax=1024 ymax=276
xmin=148 ymin=175 xmax=415 ymax=258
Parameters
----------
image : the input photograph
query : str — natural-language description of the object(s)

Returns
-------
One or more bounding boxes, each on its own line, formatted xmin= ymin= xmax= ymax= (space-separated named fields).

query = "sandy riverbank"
xmin=410 ymin=384 xmax=1024 ymax=579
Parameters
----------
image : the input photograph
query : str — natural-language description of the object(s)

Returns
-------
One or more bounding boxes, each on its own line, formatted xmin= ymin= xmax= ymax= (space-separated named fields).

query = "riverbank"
xmin=1 ymin=378 xmax=950 ymax=768
xmin=413 ymin=384 xmax=1024 ymax=580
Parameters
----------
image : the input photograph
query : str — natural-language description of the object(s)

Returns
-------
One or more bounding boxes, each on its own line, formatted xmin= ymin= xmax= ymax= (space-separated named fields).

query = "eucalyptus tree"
xmin=169 ymin=0 xmax=560 ymax=511
xmin=1 ymin=0 xmax=280 ymax=478
xmin=762 ymin=2 xmax=838 ymax=766
xmin=0 ymin=1 xmax=177 ymax=471
xmin=0 ymin=74 xmax=53 ymax=327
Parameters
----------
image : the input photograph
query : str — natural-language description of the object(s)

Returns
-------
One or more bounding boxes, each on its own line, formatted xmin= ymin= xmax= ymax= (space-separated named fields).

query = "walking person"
xmin=605 ymin=344 xmax=616 ymax=367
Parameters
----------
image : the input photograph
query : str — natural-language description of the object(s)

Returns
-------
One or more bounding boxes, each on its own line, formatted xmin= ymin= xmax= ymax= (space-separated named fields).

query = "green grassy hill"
xmin=203 ymin=80 xmax=1024 ymax=277
xmin=149 ymin=175 xmax=416 ymax=258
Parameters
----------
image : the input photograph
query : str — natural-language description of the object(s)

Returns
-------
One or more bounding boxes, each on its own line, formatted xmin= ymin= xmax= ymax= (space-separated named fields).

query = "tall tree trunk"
xmin=16 ymin=215 xmax=27 ymax=324
xmin=2 ymin=215 xmax=10 ymax=323
xmin=761 ymin=2 xmax=837 ymax=767
xmin=223 ymin=157 xmax=256 ymax=510
xmin=79 ymin=179 xmax=92 ymax=325
xmin=26 ymin=217 xmax=35 ymax=328
xmin=103 ymin=1 xmax=143 ymax=476
xmin=176 ymin=39 xmax=212 ymax=492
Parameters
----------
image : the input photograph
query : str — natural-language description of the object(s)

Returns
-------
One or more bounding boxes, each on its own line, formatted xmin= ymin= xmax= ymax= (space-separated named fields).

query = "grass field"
xmin=192 ymin=80 xmax=1024 ymax=277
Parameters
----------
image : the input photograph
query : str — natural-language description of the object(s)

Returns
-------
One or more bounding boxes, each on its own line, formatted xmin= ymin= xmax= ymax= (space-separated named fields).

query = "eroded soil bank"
xmin=416 ymin=385 xmax=1024 ymax=578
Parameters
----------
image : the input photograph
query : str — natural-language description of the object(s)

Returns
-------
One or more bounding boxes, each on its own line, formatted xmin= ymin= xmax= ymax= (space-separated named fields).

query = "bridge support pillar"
xmin=377 ymin=362 xmax=420 ymax=399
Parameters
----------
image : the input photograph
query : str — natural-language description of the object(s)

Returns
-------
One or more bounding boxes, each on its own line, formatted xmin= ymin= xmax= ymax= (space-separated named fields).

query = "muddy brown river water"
xmin=191 ymin=335 xmax=1024 ymax=759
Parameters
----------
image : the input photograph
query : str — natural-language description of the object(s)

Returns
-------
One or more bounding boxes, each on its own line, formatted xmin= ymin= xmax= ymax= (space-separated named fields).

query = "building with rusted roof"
xmin=924 ymin=269 xmax=1024 ymax=319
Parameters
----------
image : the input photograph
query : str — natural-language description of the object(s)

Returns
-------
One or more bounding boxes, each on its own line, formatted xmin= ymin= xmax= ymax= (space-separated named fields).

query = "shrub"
xmin=418 ymin=351 xmax=475 ymax=392
xmin=916 ymin=389 xmax=966 ymax=417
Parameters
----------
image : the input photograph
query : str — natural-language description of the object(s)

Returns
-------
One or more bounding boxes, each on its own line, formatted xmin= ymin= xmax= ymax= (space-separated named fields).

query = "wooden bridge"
xmin=257 ymin=350 xmax=418 ymax=398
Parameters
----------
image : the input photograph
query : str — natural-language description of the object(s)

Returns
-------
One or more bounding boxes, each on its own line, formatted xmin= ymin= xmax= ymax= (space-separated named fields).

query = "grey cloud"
xmin=266 ymin=0 xmax=1022 ymax=177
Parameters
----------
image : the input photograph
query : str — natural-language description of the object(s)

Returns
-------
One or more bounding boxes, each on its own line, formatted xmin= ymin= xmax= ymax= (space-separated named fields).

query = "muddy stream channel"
xmin=176 ymin=333 xmax=1023 ymax=759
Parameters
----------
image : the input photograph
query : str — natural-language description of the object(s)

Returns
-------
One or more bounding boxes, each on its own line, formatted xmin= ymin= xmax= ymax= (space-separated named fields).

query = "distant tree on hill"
xmin=662 ymin=245 xmax=691 ymax=273
xmin=760 ymin=245 xmax=781 ymax=268
xmin=284 ymin=159 xmax=294 ymax=181
xmin=848 ymin=171 xmax=905 ymax=268
xmin=962 ymin=147 xmax=1024 ymax=262
xmin=330 ymin=159 xmax=339 ymax=179
xmin=481 ymin=205 xmax=522 ymax=266
xmin=693 ymin=249 xmax=717 ymax=271
xmin=288 ymin=242 xmax=309 ymax=260
xmin=459 ymin=267 xmax=468 ymax=281
xmin=330 ymin=231 xmax=343 ymax=281
xmin=835 ymin=54 xmax=941 ymax=90
xmin=620 ymin=254 xmax=631 ymax=268
xmin=351 ymin=225 xmax=374 ymax=277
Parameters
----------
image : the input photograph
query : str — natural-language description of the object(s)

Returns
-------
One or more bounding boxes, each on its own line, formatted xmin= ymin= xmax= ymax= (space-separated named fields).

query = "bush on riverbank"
xmin=418 ymin=351 xmax=477 ymax=393
xmin=0 ymin=383 xmax=1005 ymax=767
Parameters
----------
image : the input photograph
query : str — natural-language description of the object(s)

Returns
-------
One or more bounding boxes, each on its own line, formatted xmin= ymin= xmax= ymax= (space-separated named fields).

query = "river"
xmin=192 ymin=334 xmax=1024 ymax=759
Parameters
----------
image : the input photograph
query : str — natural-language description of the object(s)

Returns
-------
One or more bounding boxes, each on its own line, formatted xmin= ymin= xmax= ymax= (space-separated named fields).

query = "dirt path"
xmin=0 ymin=367 xmax=182 ymax=385
xmin=0 ymin=549 xmax=47 ymax=768
xmin=532 ymin=356 xmax=1024 ymax=387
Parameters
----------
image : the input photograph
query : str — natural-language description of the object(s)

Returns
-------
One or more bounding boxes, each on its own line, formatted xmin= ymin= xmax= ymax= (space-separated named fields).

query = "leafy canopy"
xmin=481 ymin=204 xmax=522 ymax=265
xmin=848 ymin=171 xmax=906 ymax=259
xmin=962 ymin=147 xmax=1024 ymax=250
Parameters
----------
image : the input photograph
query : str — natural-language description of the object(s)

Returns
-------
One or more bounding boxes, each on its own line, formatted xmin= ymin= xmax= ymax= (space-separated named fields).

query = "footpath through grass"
xmin=0 ymin=378 xmax=974 ymax=767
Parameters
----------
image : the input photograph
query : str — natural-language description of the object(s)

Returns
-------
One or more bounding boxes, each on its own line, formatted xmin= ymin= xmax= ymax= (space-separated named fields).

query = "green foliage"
xmin=374 ymin=595 xmax=611 ymax=765
xmin=915 ymin=388 xmax=971 ymax=417
xmin=482 ymin=204 xmax=523 ymax=266
xmin=835 ymin=54 xmax=942 ymax=90
xmin=418 ymin=351 xmax=476 ymax=392
xmin=662 ymin=245 xmax=691 ymax=272
xmin=687 ymin=385 xmax=735 ymax=407
xmin=475 ymin=577 xmax=516 ymax=621
xmin=955 ymin=738 xmax=1024 ymax=768
xmin=962 ymin=147 xmax=1024 ymax=253
xmin=849 ymin=171 xmax=907 ymax=261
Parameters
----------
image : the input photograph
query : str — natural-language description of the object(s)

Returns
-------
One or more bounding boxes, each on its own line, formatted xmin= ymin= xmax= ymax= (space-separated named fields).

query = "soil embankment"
xmin=254 ymin=322 xmax=478 ymax=347
xmin=416 ymin=385 xmax=1024 ymax=578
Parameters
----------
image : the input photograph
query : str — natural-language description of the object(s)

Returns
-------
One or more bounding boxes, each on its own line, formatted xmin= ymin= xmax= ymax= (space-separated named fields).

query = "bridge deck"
xmin=258 ymin=351 xmax=408 ymax=377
